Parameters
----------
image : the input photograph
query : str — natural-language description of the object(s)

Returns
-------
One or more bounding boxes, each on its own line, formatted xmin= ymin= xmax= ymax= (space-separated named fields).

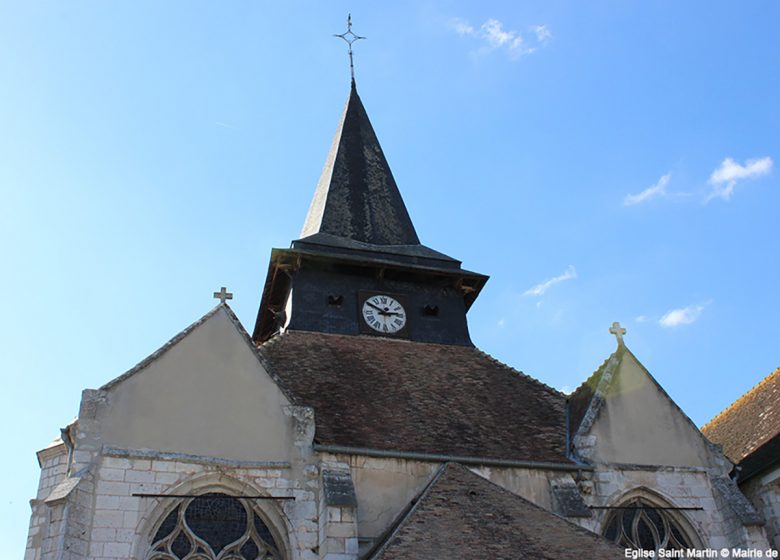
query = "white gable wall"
xmin=589 ymin=351 xmax=724 ymax=468
xmin=100 ymin=307 xmax=293 ymax=463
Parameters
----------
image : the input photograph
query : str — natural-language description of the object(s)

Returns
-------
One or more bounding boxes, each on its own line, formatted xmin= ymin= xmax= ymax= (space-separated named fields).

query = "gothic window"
xmin=146 ymin=493 xmax=283 ymax=560
xmin=603 ymin=498 xmax=695 ymax=552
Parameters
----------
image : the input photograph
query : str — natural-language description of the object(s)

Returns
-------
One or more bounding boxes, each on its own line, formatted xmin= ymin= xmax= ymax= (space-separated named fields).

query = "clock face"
xmin=361 ymin=294 xmax=407 ymax=334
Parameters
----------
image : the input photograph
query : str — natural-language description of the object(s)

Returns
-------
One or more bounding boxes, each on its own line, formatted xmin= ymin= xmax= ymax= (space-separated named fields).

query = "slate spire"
xmin=300 ymin=81 xmax=421 ymax=246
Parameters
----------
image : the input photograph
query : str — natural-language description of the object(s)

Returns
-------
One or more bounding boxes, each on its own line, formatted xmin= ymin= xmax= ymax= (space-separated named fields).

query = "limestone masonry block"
xmin=98 ymin=468 xmax=125 ymax=482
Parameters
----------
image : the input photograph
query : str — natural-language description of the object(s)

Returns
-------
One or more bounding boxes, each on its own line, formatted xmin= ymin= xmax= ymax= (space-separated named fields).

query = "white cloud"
xmin=524 ymin=265 xmax=577 ymax=296
xmin=450 ymin=17 xmax=474 ymax=36
xmin=659 ymin=304 xmax=706 ymax=328
xmin=707 ymin=156 xmax=773 ymax=201
xmin=533 ymin=24 xmax=552 ymax=43
xmin=560 ymin=385 xmax=573 ymax=395
xmin=635 ymin=315 xmax=649 ymax=323
xmin=497 ymin=318 xmax=506 ymax=328
xmin=449 ymin=17 xmax=549 ymax=59
xmin=624 ymin=173 xmax=671 ymax=206
xmin=481 ymin=19 xmax=512 ymax=45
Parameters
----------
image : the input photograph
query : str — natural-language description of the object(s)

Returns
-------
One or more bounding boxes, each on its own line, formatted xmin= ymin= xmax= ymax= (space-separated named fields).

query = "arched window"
xmin=603 ymin=497 xmax=696 ymax=552
xmin=145 ymin=493 xmax=283 ymax=560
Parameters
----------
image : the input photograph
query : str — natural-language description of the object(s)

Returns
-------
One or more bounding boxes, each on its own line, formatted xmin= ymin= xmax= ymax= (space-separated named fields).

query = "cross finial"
xmin=213 ymin=287 xmax=233 ymax=304
xmin=609 ymin=321 xmax=626 ymax=346
xmin=334 ymin=13 xmax=366 ymax=82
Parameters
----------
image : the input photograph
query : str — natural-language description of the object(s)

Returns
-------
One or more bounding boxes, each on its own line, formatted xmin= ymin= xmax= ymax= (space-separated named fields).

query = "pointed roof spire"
xmin=300 ymin=82 xmax=421 ymax=246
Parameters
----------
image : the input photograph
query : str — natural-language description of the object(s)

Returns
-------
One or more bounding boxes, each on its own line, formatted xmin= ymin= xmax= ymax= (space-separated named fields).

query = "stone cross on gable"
xmin=213 ymin=287 xmax=233 ymax=304
xmin=609 ymin=322 xmax=626 ymax=345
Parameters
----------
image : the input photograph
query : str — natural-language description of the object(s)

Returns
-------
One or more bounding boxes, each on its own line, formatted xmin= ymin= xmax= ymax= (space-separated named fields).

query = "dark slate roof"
xmin=702 ymin=368 xmax=780 ymax=464
xmin=367 ymin=463 xmax=622 ymax=560
xmin=291 ymin=232 xmax=462 ymax=270
xmin=258 ymin=331 xmax=573 ymax=464
xmin=300 ymin=81 xmax=420 ymax=246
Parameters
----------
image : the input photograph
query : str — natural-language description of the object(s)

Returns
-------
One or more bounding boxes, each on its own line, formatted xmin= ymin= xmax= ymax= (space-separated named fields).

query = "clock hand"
xmin=367 ymin=302 xmax=397 ymax=316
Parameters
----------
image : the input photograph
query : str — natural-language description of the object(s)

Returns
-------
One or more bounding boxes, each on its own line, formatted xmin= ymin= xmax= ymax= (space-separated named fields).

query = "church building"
xmin=702 ymin=369 xmax=780 ymax=551
xmin=25 ymin=75 xmax=775 ymax=559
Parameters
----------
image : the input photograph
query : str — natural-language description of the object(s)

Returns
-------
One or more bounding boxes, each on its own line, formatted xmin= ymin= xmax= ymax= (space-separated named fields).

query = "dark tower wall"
xmin=286 ymin=264 xmax=473 ymax=345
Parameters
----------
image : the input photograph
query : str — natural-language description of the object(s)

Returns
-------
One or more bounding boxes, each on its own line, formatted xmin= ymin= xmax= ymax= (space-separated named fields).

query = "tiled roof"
xmin=367 ymin=463 xmax=621 ymax=560
xmin=702 ymin=368 xmax=780 ymax=464
xmin=258 ymin=331 xmax=573 ymax=464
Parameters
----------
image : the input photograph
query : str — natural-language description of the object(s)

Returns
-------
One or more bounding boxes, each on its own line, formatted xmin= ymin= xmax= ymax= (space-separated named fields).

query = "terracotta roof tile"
xmin=258 ymin=331 xmax=572 ymax=464
xmin=702 ymin=368 xmax=780 ymax=463
xmin=368 ymin=462 xmax=621 ymax=559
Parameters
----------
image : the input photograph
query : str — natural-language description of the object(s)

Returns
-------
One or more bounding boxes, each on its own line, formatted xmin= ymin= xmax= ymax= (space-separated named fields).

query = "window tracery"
xmin=146 ymin=493 xmax=283 ymax=560
xmin=603 ymin=497 xmax=695 ymax=552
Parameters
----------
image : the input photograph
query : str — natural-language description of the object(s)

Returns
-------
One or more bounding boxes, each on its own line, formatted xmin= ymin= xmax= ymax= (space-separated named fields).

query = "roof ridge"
xmin=702 ymin=367 xmax=780 ymax=432
xmin=473 ymin=347 xmax=564 ymax=398
xmin=257 ymin=330 xmax=284 ymax=349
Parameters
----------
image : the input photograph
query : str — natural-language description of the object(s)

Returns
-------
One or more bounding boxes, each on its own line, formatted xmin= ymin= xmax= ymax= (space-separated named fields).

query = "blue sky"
xmin=2 ymin=1 xmax=778 ymax=554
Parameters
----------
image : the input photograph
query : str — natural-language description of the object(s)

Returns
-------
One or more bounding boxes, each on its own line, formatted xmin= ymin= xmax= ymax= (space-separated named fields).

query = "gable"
xmin=368 ymin=463 xmax=621 ymax=559
xmin=584 ymin=349 xmax=723 ymax=468
xmin=97 ymin=306 xmax=294 ymax=462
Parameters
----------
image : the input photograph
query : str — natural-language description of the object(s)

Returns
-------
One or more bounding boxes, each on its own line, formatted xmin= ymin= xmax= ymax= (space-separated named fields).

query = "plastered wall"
xmin=99 ymin=308 xmax=294 ymax=463
xmin=589 ymin=351 xmax=723 ymax=468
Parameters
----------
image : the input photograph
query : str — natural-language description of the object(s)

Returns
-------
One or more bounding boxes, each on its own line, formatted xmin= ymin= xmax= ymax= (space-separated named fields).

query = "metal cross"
xmin=334 ymin=14 xmax=366 ymax=81
xmin=213 ymin=287 xmax=233 ymax=304
xmin=609 ymin=322 xmax=626 ymax=345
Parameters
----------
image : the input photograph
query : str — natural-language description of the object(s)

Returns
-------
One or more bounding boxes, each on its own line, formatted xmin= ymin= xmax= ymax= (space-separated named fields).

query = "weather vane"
xmin=334 ymin=14 xmax=366 ymax=82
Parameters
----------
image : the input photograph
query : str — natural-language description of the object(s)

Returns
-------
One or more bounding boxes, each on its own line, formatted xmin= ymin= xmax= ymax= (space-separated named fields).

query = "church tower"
xmin=252 ymin=80 xmax=487 ymax=346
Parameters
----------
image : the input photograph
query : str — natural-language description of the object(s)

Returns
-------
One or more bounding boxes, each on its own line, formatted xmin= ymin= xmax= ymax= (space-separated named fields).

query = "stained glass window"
xmin=146 ymin=493 xmax=282 ymax=560
xmin=603 ymin=498 xmax=694 ymax=552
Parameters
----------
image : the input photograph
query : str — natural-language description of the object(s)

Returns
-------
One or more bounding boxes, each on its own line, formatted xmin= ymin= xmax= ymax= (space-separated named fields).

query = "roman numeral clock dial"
xmin=360 ymin=294 xmax=408 ymax=336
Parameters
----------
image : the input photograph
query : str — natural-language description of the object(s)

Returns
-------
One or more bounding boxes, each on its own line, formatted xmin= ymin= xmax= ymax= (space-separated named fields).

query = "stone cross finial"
xmin=213 ymin=287 xmax=233 ymax=304
xmin=609 ymin=322 xmax=626 ymax=345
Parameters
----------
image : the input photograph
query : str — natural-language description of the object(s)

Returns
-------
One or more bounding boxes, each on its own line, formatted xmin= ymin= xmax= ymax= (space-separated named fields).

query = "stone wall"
xmin=25 ymin=445 xmax=364 ymax=560
xmin=28 ymin=446 xmax=774 ymax=559
xmin=26 ymin=446 xmax=68 ymax=560
xmin=742 ymin=467 xmax=780 ymax=552
xmin=92 ymin=451 xmax=317 ymax=560
xmin=576 ymin=464 xmax=769 ymax=551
